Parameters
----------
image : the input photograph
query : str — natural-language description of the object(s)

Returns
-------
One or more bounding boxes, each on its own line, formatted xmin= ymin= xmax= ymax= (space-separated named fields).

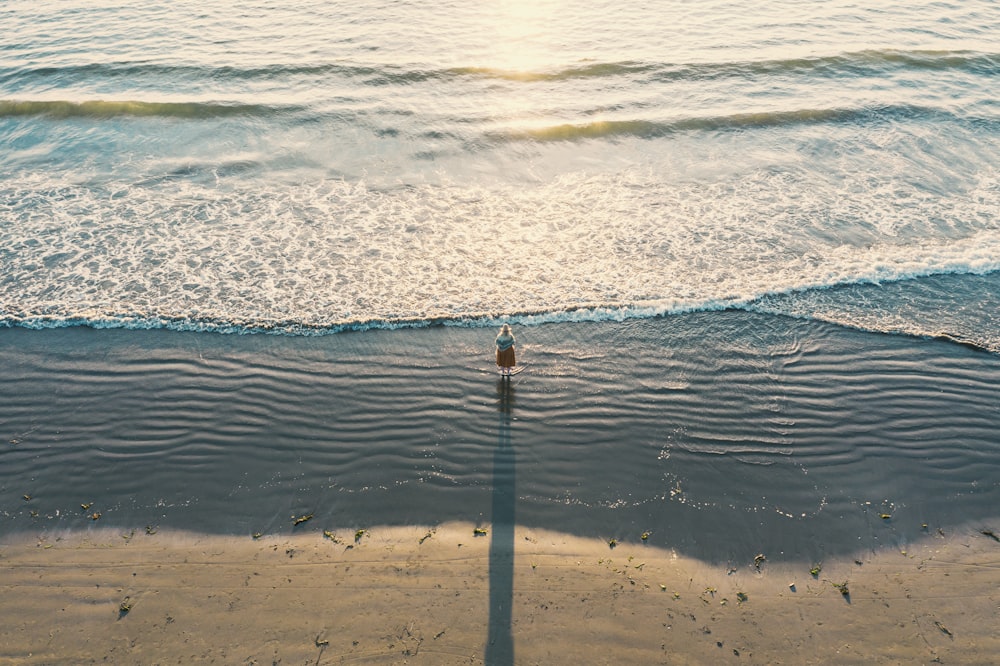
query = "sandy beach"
xmin=2 ymin=522 xmax=998 ymax=664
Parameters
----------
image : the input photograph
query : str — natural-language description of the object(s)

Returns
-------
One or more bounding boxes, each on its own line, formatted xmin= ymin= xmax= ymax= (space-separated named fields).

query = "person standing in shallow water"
xmin=495 ymin=324 xmax=516 ymax=377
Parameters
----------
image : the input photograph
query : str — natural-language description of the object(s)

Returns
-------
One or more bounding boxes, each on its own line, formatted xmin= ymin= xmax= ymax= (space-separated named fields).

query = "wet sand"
xmin=2 ymin=523 xmax=998 ymax=664
xmin=3 ymin=316 xmax=1000 ymax=564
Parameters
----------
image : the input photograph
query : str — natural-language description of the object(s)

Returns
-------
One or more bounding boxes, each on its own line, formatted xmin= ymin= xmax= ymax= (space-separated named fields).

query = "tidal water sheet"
xmin=2 ymin=315 xmax=1000 ymax=565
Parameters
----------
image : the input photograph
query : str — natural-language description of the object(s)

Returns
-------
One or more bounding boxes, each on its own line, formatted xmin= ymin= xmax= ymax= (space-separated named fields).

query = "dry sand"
xmin=1 ymin=522 xmax=998 ymax=665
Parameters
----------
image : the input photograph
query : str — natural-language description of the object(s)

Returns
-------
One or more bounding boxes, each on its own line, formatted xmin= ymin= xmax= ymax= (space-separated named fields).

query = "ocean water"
xmin=1 ymin=0 xmax=998 ymax=345
xmin=2 ymin=1 xmax=1000 ymax=561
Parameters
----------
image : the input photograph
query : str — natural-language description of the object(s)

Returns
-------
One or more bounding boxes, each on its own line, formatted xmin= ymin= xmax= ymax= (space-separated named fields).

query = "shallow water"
xmin=3 ymin=314 xmax=998 ymax=564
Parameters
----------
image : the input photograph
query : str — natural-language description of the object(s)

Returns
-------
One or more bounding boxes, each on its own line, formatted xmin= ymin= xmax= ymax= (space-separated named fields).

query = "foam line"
xmin=3 ymin=267 xmax=999 ymax=346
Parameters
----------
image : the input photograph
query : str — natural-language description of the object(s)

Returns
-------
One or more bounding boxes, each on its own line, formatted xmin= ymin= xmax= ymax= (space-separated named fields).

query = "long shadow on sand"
xmin=484 ymin=378 xmax=516 ymax=666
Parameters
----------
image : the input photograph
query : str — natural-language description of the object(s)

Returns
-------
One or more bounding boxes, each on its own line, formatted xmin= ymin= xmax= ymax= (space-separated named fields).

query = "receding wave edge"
xmin=3 ymin=268 xmax=998 ymax=353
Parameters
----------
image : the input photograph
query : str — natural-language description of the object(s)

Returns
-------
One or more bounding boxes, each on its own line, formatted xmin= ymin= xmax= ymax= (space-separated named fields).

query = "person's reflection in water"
xmin=485 ymin=378 xmax=516 ymax=665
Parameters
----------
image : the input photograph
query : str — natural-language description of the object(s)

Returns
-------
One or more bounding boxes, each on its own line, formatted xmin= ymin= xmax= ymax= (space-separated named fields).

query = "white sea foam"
xmin=2 ymin=168 xmax=998 ymax=342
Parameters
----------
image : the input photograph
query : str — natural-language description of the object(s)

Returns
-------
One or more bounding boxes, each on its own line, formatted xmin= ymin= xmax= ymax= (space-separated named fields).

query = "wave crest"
xmin=490 ymin=105 xmax=964 ymax=142
xmin=0 ymin=99 xmax=296 ymax=119
xmin=2 ymin=49 xmax=996 ymax=88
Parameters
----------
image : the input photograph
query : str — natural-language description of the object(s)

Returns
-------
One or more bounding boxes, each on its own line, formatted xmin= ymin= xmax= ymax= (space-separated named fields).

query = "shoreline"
xmin=2 ymin=522 xmax=998 ymax=664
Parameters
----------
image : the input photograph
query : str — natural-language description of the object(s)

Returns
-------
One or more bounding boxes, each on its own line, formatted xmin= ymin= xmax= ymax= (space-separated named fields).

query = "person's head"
xmin=500 ymin=323 xmax=511 ymax=335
